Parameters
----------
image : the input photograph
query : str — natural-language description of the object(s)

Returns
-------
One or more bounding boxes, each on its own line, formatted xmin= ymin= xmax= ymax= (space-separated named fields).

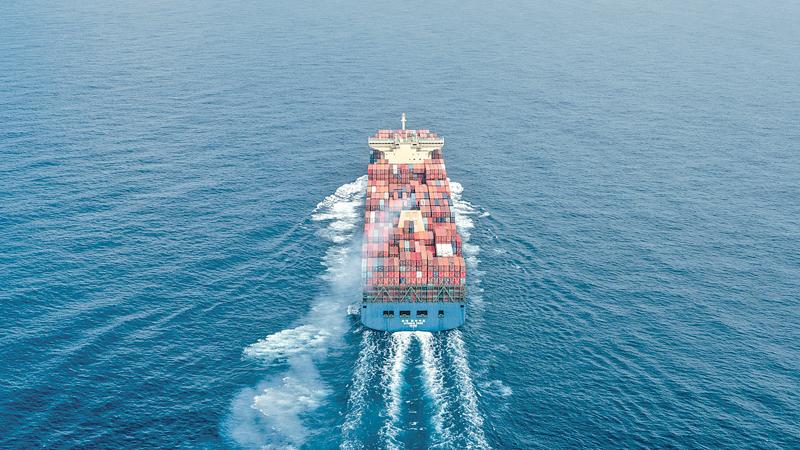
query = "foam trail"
xmin=380 ymin=331 xmax=413 ymax=450
xmin=449 ymin=180 xmax=484 ymax=311
xmin=227 ymin=176 xmax=367 ymax=449
xmin=340 ymin=330 xmax=380 ymax=450
xmin=449 ymin=181 xmax=490 ymax=448
xmin=243 ymin=324 xmax=330 ymax=364
xmin=447 ymin=330 xmax=489 ymax=449
xmin=251 ymin=355 xmax=329 ymax=444
xmin=313 ymin=176 xmax=368 ymax=243
xmin=448 ymin=181 xmax=475 ymax=239
xmin=416 ymin=332 xmax=453 ymax=446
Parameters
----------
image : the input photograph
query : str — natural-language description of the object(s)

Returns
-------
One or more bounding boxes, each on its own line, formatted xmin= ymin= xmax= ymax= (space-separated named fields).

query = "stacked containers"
xmin=363 ymin=130 xmax=465 ymax=303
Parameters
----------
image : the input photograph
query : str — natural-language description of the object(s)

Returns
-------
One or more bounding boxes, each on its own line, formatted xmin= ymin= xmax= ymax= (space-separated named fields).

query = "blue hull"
xmin=360 ymin=301 xmax=466 ymax=332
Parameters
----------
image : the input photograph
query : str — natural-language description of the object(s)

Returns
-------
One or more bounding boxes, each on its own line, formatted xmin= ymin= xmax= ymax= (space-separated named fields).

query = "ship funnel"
xmin=401 ymin=113 xmax=406 ymax=130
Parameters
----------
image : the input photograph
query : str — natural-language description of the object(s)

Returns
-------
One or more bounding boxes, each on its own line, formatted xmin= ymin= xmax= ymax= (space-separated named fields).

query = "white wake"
xmin=340 ymin=330 xmax=380 ymax=450
xmin=417 ymin=332 xmax=453 ymax=445
xmin=380 ymin=331 xmax=414 ymax=450
xmin=227 ymin=176 xmax=367 ymax=449
xmin=447 ymin=330 xmax=490 ymax=449
xmin=450 ymin=180 xmax=485 ymax=311
xmin=448 ymin=180 xmax=490 ymax=449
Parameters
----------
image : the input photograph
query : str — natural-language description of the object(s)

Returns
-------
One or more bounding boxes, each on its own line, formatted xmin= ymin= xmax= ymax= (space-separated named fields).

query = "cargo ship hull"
xmin=360 ymin=115 xmax=467 ymax=332
xmin=361 ymin=302 xmax=465 ymax=332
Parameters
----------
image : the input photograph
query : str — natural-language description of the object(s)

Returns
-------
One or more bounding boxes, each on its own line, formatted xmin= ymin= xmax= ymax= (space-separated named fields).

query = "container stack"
xmin=362 ymin=130 xmax=466 ymax=303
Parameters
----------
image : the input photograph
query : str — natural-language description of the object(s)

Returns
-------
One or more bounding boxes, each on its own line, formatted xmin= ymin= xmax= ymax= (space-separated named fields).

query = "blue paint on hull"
xmin=360 ymin=302 xmax=466 ymax=332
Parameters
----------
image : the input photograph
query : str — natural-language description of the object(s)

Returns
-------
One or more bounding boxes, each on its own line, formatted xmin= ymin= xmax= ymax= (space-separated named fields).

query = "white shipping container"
xmin=436 ymin=243 xmax=454 ymax=257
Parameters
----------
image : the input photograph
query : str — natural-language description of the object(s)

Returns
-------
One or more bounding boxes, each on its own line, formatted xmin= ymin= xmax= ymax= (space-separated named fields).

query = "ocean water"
xmin=1 ymin=0 xmax=799 ymax=448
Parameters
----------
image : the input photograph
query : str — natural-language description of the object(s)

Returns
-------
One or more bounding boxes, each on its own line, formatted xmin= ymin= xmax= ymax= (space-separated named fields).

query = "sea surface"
xmin=1 ymin=0 xmax=799 ymax=448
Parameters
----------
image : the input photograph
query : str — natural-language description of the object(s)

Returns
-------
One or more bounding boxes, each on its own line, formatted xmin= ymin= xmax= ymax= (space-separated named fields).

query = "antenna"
xmin=401 ymin=113 xmax=407 ymax=130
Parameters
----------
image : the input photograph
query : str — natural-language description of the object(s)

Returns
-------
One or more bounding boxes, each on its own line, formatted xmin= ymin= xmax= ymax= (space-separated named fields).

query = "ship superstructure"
xmin=360 ymin=114 xmax=466 ymax=332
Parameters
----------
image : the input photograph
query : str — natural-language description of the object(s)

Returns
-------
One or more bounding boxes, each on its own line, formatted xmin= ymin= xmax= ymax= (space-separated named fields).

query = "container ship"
xmin=360 ymin=114 xmax=466 ymax=332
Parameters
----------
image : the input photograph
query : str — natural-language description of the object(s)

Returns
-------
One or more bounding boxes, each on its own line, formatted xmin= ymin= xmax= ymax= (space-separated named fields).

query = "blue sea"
xmin=1 ymin=0 xmax=799 ymax=448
